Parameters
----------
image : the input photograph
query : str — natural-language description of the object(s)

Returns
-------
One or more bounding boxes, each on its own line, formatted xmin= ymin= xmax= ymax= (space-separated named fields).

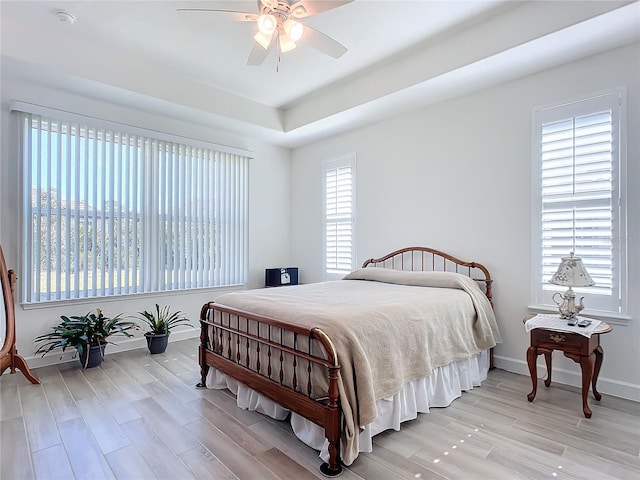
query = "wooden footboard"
xmin=198 ymin=302 xmax=343 ymax=476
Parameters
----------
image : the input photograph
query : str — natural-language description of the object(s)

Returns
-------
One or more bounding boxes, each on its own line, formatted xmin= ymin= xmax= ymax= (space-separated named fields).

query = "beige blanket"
xmin=214 ymin=269 xmax=501 ymax=465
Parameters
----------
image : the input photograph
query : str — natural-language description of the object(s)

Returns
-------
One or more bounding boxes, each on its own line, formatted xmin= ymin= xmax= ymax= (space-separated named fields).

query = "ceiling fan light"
xmin=254 ymin=31 xmax=273 ymax=50
xmin=279 ymin=32 xmax=296 ymax=53
xmin=284 ymin=19 xmax=303 ymax=42
xmin=257 ymin=14 xmax=277 ymax=35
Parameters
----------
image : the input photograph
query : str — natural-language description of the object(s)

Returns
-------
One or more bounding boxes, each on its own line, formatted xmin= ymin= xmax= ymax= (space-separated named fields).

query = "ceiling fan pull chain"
xmin=276 ymin=34 xmax=281 ymax=72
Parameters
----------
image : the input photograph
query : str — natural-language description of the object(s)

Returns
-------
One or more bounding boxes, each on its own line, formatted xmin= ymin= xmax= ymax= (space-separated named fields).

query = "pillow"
xmin=343 ymin=268 xmax=481 ymax=292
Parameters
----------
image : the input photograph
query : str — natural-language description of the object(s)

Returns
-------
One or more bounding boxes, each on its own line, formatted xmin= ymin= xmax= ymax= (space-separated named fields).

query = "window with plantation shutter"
xmin=531 ymin=91 xmax=627 ymax=316
xmin=324 ymin=155 xmax=356 ymax=277
xmin=14 ymin=103 xmax=250 ymax=305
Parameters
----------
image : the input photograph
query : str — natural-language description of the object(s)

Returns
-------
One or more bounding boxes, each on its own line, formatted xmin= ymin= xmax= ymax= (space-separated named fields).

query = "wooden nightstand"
xmin=524 ymin=316 xmax=612 ymax=418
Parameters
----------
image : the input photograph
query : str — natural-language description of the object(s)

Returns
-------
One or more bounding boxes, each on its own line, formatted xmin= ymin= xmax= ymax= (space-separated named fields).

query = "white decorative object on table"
xmin=549 ymin=252 xmax=595 ymax=320
xmin=524 ymin=314 xmax=601 ymax=338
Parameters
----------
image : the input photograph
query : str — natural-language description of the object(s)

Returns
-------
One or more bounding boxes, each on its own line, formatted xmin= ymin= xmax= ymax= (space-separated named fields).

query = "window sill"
xmin=527 ymin=305 xmax=632 ymax=326
xmin=20 ymin=284 xmax=245 ymax=311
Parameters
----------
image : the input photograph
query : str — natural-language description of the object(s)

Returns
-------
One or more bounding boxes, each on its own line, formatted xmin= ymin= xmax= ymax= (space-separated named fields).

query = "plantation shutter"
xmin=533 ymin=91 xmax=625 ymax=314
xmin=325 ymin=155 xmax=355 ymax=275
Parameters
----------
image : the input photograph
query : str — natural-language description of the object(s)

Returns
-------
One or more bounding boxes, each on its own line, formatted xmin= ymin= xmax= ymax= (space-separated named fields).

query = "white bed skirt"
xmin=206 ymin=350 xmax=489 ymax=465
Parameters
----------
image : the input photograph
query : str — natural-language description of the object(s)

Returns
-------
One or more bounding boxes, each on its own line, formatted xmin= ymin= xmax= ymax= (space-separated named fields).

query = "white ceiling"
xmin=2 ymin=0 xmax=639 ymax=148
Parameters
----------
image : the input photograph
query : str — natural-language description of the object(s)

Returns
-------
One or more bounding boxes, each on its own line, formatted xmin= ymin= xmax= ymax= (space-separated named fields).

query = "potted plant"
xmin=137 ymin=304 xmax=192 ymax=354
xmin=34 ymin=308 xmax=138 ymax=369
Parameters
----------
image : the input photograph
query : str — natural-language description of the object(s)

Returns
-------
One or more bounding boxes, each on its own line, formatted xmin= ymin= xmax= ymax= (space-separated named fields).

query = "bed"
xmin=198 ymin=246 xmax=501 ymax=476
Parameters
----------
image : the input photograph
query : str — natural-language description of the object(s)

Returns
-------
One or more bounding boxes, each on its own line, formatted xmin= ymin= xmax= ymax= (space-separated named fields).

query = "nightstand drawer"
xmin=531 ymin=328 xmax=584 ymax=354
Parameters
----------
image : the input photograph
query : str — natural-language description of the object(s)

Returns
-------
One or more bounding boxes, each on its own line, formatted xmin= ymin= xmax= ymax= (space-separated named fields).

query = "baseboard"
xmin=494 ymin=354 xmax=640 ymax=402
xmin=19 ymin=329 xmax=201 ymax=370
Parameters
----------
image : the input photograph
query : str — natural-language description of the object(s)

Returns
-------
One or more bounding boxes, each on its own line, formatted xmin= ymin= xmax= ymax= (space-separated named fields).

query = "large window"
xmin=15 ymin=105 xmax=249 ymax=304
xmin=531 ymin=90 xmax=627 ymax=316
xmin=324 ymin=155 xmax=356 ymax=277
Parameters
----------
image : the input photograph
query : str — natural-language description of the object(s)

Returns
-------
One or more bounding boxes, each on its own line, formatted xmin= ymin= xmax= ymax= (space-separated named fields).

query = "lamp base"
xmin=552 ymin=288 xmax=585 ymax=320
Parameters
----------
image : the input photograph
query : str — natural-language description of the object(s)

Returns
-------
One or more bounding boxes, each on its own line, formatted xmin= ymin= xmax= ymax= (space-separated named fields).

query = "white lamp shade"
xmin=284 ymin=19 xmax=303 ymax=41
xmin=549 ymin=252 xmax=595 ymax=287
xmin=279 ymin=32 xmax=296 ymax=52
xmin=257 ymin=14 xmax=277 ymax=35
xmin=254 ymin=31 xmax=273 ymax=49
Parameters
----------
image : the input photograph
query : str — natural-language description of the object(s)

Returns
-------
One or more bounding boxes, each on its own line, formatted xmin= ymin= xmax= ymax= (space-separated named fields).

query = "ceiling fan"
xmin=178 ymin=0 xmax=353 ymax=66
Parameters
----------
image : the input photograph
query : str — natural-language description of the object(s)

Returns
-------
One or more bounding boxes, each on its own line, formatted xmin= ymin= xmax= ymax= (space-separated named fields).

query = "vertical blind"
xmin=325 ymin=156 xmax=355 ymax=274
xmin=534 ymin=91 xmax=624 ymax=314
xmin=17 ymin=109 xmax=249 ymax=304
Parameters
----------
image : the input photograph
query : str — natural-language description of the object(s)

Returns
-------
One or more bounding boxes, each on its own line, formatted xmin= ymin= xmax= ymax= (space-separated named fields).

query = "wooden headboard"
xmin=362 ymin=246 xmax=493 ymax=306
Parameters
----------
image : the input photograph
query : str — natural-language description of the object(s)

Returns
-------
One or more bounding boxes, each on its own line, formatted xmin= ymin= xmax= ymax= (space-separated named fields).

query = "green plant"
xmin=34 ymin=308 xmax=138 ymax=364
xmin=137 ymin=304 xmax=192 ymax=335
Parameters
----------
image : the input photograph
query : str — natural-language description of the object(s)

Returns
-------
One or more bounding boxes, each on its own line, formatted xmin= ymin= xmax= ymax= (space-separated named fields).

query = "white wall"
xmin=2 ymin=42 xmax=637 ymax=402
xmin=290 ymin=42 xmax=640 ymax=401
xmin=0 ymin=77 xmax=292 ymax=368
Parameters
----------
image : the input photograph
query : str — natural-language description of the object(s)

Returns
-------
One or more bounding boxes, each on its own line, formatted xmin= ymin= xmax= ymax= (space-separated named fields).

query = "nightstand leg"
xmin=579 ymin=352 xmax=595 ymax=418
xmin=543 ymin=351 xmax=552 ymax=387
xmin=527 ymin=346 xmax=538 ymax=402
xmin=592 ymin=345 xmax=604 ymax=401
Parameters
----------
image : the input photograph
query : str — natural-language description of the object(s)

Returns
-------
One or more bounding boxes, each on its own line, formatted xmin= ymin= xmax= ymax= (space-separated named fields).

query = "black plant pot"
xmin=145 ymin=333 xmax=169 ymax=354
xmin=78 ymin=343 xmax=106 ymax=369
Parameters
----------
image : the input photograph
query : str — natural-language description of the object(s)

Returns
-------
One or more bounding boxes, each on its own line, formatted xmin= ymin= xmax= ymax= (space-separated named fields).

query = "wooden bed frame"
xmin=198 ymin=246 xmax=493 ymax=476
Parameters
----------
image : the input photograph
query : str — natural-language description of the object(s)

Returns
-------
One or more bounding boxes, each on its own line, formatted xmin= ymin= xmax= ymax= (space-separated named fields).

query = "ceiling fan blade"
xmin=176 ymin=9 xmax=258 ymax=22
xmin=300 ymin=25 xmax=347 ymax=58
xmin=247 ymin=38 xmax=274 ymax=66
xmin=289 ymin=0 xmax=353 ymax=19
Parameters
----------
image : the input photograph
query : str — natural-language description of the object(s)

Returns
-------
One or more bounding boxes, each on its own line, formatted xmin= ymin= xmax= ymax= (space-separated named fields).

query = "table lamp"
xmin=549 ymin=252 xmax=595 ymax=319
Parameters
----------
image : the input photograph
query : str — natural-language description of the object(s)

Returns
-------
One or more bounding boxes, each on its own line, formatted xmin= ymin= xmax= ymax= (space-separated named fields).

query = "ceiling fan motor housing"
xmin=260 ymin=0 xmax=306 ymax=20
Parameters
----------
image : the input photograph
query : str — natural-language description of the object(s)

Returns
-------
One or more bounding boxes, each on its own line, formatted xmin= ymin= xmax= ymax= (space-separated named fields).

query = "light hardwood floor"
xmin=1 ymin=338 xmax=638 ymax=480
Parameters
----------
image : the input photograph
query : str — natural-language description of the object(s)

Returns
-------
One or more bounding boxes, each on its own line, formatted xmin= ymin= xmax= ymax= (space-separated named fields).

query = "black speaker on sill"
xmin=265 ymin=267 xmax=299 ymax=287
